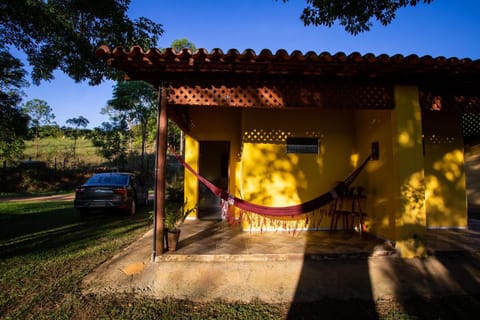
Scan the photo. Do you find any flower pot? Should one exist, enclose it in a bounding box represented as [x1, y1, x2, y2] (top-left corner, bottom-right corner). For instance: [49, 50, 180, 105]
[166, 229, 181, 252]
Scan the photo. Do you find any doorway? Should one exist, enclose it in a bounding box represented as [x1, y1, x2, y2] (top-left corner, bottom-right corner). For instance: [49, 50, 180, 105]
[198, 141, 230, 220]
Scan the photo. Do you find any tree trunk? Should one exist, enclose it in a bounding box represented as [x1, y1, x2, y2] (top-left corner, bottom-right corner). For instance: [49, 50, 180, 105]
[141, 123, 147, 171]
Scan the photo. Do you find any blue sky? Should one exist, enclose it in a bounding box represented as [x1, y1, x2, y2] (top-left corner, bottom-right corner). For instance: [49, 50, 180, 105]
[23, 0, 480, 128]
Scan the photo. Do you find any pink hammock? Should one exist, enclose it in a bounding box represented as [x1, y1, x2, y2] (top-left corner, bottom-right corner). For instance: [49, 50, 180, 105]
[168, 146, 370, 217]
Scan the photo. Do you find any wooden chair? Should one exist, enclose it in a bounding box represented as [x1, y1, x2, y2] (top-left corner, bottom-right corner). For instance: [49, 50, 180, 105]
[329, 195, 352, 231]
[350, 195, 367, 234]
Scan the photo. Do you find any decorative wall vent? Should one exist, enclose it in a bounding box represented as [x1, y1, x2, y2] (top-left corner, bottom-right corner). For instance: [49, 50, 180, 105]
[243, 129, 290, 144]
[424, 134, 456, 144]
[462, 112, 480, 138]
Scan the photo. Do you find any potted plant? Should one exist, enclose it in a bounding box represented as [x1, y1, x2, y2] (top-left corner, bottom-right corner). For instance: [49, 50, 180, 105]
[164, 202, 196, 252]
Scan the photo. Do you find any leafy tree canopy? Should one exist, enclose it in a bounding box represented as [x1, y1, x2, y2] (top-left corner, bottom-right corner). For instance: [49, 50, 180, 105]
[104, 80, 157, 137]
[91, 120, 130, 165]
[67, 116, 90, 161]
[0, 0, 164, 85]
[170, 38, 197, 53]
[67, 116, 90, 129]
[106, 80, 157, 167]
[107, 81, 157, 119]
[22, 98, 56, 157]
[283, 0, 434, 35]
[23, 99, 56, 129]
[0, 49, 29, 161]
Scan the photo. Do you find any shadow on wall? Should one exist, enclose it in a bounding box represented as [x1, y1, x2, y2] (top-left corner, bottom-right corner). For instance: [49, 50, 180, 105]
[465, 139, 480, 218]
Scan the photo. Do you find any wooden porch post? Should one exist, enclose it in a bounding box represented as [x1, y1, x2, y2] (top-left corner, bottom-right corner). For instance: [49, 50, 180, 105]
[153, 86, 168, 258]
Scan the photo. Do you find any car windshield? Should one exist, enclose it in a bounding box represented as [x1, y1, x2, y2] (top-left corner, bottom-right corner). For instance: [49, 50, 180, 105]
[85, 174, 129, 186]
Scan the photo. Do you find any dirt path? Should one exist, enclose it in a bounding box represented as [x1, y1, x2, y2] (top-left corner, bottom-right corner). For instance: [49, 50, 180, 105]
[1, 193, 75, 202]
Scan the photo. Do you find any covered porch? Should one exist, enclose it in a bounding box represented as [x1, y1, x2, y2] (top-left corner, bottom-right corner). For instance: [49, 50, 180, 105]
[96, 46, 480, 258]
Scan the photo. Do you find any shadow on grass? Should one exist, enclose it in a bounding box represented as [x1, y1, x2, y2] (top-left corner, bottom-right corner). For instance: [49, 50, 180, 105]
[0, 202, 79, 240]
[0, 203, 152, 260]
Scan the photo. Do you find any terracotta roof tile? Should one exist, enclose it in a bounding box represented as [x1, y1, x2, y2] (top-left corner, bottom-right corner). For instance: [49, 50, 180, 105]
[96, 45, 480, 84]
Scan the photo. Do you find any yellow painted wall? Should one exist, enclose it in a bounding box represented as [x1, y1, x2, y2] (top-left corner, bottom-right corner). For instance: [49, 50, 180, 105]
[354, 110, 397, 239]
[422, 111, 467, 228]
[355, 86, 427, 258]
[184, 107, 242, 218]
[183, 106, 360, 229]
[465, 143, 480, 215]
[239, 108, 356, 230]
[391, 86, 427, 257]
[184, 135, 199, 218]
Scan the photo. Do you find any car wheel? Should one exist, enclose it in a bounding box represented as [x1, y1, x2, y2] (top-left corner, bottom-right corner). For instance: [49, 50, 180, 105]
[127, 199, 136, 216]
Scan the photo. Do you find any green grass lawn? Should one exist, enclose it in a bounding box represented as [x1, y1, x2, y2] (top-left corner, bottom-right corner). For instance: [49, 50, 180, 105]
[0, 197, 285, 319]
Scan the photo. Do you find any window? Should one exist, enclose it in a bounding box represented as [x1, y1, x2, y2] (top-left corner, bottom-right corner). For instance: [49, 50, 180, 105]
[286, 137, 319, 154]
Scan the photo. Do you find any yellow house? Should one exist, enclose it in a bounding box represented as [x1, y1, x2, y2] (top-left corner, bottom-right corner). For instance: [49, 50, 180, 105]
[97, 46, 480, 258]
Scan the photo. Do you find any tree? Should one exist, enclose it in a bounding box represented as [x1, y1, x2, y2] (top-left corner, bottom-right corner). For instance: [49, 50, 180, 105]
[91, 120, 130, 167]
[0, 0, 163, 85]
[106, 80, 157, 170]
[22, 99, 56, 157]
[1, 1, 162, 164]
[66, 116, 90, 162]
[282, 0, 434, 35]
[171, 38, 197, 53]
[0, 48, 29, 162]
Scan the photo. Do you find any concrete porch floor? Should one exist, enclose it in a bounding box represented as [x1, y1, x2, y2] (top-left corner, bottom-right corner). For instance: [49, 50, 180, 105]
[159, 218, 480, 258]
[160, 220, 395, 259]
[82, 219, 480, 303]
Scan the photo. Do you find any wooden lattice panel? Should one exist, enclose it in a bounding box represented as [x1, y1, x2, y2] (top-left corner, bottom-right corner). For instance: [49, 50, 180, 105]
[353, 85, 394, 109]
[168, 77, 394, 109]
[419, 90, 480, 112]
[169, 85, 284, 108]
[463, 113, 480, 138]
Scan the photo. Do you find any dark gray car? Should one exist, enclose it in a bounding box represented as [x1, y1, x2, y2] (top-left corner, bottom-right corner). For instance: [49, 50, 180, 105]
[74, 172, 148, 215]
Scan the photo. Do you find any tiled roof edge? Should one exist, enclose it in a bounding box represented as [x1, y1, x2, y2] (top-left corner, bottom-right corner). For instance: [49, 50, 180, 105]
[96, 45, 478, 65]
